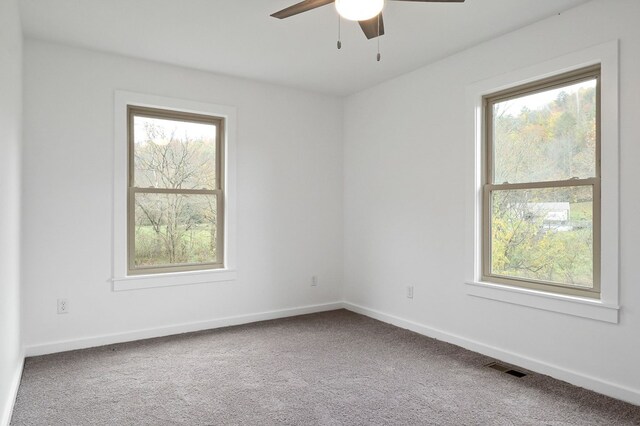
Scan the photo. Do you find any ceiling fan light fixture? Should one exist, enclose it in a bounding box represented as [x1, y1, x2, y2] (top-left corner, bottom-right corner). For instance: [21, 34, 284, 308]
[335, 0, 384, 22]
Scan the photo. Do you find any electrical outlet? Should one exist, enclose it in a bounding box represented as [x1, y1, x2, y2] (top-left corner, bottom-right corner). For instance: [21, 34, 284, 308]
[311, 276, 318, 287]
[57, 298, 69, 314]
[406, 286, 414, 299]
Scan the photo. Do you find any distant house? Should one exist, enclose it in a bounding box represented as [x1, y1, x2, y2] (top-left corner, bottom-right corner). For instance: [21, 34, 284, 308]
[527, 202, 570, 221]
[526, 202, 571, 230]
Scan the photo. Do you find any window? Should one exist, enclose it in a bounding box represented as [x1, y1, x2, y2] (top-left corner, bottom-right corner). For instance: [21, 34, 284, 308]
[482, 66, 600, 298]
[466, 42, 618, 322]
[127, 106, 225, 275]
[113, 92, 237, 291]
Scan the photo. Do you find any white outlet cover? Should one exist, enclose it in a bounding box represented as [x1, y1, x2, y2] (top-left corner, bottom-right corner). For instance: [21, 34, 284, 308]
[57, 298, 69, 314]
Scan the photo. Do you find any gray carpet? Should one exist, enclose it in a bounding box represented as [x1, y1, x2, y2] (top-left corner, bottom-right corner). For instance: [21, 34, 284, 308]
[11, 310, 640, 425]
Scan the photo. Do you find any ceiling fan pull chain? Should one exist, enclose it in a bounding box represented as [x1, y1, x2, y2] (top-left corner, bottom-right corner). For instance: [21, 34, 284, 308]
[376, 14, 381, 61]
[337, 16, 342, 49]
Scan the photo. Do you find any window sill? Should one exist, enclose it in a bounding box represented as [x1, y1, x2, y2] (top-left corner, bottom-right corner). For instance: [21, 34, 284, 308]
[112, 268, 237, 292]
[465, 281, 619, 323]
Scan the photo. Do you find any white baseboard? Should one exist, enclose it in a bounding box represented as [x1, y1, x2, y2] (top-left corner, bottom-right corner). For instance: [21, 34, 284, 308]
[1, 354, 24, 426]
[24, 302, 343, 357]
[343, 302, 640, 406]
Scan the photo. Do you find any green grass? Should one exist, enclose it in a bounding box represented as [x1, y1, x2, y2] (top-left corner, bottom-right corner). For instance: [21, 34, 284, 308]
[134, 224, 216, 266]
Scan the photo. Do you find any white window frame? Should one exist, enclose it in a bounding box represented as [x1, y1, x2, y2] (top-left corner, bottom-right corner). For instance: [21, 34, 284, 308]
[465, 41, 619, 323]
[113, 91, 237, 291]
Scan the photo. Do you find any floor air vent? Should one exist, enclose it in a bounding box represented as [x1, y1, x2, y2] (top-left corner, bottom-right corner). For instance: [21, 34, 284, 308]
[486, 362, 527, 378]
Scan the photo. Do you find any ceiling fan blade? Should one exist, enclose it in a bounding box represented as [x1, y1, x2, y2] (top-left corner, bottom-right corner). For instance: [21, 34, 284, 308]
[359, 13, 385, 40]
[390, 0, 465, 2]
[271, 0, 335, 19]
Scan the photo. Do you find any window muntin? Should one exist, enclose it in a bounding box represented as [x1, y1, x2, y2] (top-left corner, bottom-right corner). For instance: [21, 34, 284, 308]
[127, 106, 225, 275]
[483, 66, 600, 298]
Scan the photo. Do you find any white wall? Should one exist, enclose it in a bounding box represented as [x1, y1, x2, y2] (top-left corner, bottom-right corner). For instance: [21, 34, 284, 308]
[0, 0, 23, 423]
[344, 0, 640, 402]
[21, 41, 344, 351]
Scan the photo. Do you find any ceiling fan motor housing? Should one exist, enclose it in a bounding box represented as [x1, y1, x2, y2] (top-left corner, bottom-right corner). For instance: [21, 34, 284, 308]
[335, 0, 384, 21]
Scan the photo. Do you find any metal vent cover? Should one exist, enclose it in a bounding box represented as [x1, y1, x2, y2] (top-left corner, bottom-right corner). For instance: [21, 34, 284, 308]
[485, 362, 527, 378]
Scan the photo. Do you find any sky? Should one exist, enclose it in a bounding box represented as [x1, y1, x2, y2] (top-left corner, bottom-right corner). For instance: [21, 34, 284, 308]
[496, 79, 596, 117]
[134, 116, 216, 145]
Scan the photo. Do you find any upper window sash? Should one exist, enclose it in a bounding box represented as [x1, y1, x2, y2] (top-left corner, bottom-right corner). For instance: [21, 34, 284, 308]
[484, 65, 601, 186]
[128, 106, 225, 192]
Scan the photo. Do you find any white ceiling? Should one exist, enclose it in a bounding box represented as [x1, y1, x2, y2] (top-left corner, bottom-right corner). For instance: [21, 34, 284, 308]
[19, 0, 592, 96]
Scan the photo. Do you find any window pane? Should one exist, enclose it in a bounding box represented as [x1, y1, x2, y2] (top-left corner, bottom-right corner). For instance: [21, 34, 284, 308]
[493, 78, 597, 184]
[133, 115, 217, 190]
[490, 186, 593, 288]
[133, 193, 219, 268]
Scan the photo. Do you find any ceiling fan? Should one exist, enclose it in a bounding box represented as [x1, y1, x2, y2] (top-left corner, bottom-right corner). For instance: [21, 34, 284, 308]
[271, 0, 465, 41]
